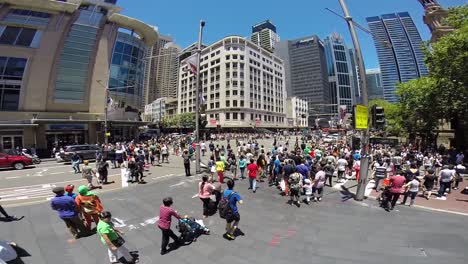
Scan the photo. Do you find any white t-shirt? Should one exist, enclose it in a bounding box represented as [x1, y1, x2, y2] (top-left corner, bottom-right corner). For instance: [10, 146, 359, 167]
[337, 159, 348, 171]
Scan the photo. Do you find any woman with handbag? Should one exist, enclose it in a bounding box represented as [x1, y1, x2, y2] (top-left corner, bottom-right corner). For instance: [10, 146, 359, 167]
[97, 211, 137, 264]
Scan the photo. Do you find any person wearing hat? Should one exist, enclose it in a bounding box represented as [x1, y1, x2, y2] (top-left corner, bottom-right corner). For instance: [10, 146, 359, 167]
[50, 186, 88, 239]
[64, 184, 77, 199]
[75, 185, 104, 230]
[97, 211, 137, 264]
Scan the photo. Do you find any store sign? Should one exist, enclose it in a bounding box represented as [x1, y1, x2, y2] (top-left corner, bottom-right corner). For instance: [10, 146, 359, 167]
[47, 124, 87, 130]
[294, 37, 314, 48]
[209, 119, 217, 125]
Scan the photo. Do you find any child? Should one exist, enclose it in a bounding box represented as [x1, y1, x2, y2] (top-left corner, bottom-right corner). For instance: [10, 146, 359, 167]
[303, 179, 313, 204]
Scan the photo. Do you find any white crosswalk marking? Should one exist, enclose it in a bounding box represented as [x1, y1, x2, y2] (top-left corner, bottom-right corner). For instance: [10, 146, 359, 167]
[0, 184, 56, 201]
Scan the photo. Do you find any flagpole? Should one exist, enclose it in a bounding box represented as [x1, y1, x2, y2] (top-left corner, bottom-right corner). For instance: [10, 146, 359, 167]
[195, 20, 205, 175]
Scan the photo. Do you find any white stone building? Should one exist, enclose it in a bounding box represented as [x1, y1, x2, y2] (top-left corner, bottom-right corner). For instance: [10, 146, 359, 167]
[177, 36, 287, 129]
[286, 97, 308, 128]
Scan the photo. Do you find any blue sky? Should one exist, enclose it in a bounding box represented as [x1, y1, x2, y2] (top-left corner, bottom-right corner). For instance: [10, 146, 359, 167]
[118, 0, 466, 69]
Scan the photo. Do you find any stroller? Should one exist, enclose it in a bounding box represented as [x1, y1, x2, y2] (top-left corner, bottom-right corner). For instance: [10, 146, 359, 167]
[176, 217, 210, 243]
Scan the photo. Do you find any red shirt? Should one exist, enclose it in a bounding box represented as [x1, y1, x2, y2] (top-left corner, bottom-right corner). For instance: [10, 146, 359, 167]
[247, 163, 258, 178]
[158, 205, 181, 230]
[389, 175, 406, 194]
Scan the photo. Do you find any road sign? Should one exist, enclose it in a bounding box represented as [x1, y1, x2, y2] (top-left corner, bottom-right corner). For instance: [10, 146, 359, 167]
[105, 132, 111, 137]
[354, 105, 368, 130]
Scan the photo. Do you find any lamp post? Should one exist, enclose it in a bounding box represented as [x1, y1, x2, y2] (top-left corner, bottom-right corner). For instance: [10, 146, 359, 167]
[337, 0, 370, 201]
[195, 20, 206, 174]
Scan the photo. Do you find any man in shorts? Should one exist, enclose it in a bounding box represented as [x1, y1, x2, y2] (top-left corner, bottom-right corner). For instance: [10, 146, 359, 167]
[223, 179, 243, 240]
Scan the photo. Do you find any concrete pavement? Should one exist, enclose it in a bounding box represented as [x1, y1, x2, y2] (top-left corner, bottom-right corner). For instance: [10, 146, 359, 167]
[1, 170, 467, 264]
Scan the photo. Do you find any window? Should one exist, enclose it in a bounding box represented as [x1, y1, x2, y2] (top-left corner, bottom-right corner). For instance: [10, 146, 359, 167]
[226, 113, 230, 120]
[233, 100, 238, 107]
[215, 102, 220, 108]
[233, 113, 238, 120]
[226, 100, 230, 107]
[0, 26, 39, 47]
[0, 57, 27, 111]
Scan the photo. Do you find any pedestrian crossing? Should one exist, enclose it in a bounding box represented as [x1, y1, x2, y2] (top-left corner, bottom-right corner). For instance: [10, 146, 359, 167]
[0, 183, 56, 202]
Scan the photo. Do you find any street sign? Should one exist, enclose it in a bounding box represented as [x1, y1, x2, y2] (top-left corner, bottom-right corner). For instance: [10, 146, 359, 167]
[105, 132, 111, 137]
[354, 105, 368, 130]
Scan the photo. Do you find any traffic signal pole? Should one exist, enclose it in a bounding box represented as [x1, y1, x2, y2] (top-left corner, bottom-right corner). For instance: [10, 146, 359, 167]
[195, 20, 205, 174]
[337, 0, 370, 201]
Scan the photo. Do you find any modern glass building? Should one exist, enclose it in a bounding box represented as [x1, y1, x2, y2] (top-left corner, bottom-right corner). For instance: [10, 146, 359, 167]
[366, 68, 384, 100]
[323, 33, 356, 114]
[109, 31, 148, 111]
[366, 12, 428, 102]
[0, 0, 156, 155]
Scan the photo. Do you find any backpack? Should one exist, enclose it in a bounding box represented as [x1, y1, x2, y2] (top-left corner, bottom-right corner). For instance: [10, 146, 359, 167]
[218, 191, 235, 219]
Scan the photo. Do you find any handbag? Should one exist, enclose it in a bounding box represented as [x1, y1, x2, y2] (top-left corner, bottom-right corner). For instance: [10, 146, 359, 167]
[111, 235, 125, 247]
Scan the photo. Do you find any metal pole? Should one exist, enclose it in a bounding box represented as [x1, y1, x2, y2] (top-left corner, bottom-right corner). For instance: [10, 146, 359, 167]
[104, 86, 109, 144]
[195, 20, 205, 174]
[337, 0, 369, 201]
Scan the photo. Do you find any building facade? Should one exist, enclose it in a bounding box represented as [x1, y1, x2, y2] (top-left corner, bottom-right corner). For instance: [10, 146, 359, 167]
[250, 20, 280, 53]
[0, 0, 156, 155]
[286, 97, 308, 128]
[366, 12, 429, 102]
[144, 97, 177, 123]
[366, 68, 384, 100]
[323, 33, 357, 114]
[275, 36, 330, 125]
[178, 36, 287, 129]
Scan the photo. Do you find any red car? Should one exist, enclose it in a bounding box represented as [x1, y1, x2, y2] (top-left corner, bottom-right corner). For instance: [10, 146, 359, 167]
[0, 152, 33, 170]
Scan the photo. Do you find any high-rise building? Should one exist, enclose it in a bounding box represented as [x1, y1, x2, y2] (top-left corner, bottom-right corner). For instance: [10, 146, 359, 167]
[147, 35, 180, 103]
[275, 36, 330, 124]
[418, 0, 453, 42]
[0, 0, 157, 153]
[366, 69, 384, 100]
[251, 20, 280, 53]
[323, 33, 357, 114]
[178, 36, 287, 128]
[286, 97, 308, 128]
[366, 12, 429, 102]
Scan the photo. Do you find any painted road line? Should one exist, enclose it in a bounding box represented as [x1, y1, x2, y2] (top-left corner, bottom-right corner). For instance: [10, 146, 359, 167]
[5, 176, 20, 179]
[50, 172, 65, 175]
[169, 182, 185, 188]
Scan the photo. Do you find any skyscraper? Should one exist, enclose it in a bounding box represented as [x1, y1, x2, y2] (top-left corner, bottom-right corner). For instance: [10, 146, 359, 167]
[323, 33, 357, 114]
[366, 69, 384, 100]
[275, 36, 330, 124]
[366, 12, 429, 102]
[251, 20, 280, 53]
[147, 35, 175, 103]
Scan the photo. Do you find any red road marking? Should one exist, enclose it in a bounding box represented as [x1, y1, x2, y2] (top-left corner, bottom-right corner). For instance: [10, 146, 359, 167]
[269, 234, 281, 246]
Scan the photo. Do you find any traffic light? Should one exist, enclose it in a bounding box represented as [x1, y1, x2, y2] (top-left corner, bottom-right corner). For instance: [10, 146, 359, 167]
[372, 105, 385, 129]
[199, 113, 208, 129]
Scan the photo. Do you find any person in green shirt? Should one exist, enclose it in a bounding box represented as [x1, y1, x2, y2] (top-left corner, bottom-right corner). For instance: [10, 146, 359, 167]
[304, 146, 311, 156]
[97, 211, 137, 264]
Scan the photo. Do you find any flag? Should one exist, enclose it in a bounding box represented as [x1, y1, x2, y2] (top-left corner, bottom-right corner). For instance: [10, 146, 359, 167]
[183, 54, 198, 75]
[199, 91, 205, 104]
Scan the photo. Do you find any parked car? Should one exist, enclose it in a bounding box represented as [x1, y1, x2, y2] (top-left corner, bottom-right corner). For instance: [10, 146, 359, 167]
[59, 144, 101, 162]
[0, 152, 33, 170]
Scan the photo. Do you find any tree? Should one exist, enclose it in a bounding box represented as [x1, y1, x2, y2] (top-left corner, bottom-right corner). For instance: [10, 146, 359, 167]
[179, 113, 196, 128]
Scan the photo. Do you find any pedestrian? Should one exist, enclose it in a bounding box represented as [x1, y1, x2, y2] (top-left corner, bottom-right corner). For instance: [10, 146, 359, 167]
[288, 172, 302, 207]
[97, 211, 138, 264]
[215, 157, 225, 183]
[211, 181, 222, 206]
[51, 186, 88, 239]
[302, 178, 313, 204]
[158, 197, 184, 255]
[354, 158, 361, 182]
[161, 144, 169, 163]
[387, 172, 406, 211]
[323, 161, 335, 187]
[208, 155, 216, 182]
[64, 184, 78, 199]
[453, 163, 466, 190]
[199, 175, 213, 218]
[422, 168, 437, 199]
[82, 160, 102, 189]
[75, 185, 104, 230]
[71, 153, 81, 174]
[238, 155, 247, 179]
[336, 156, 347, 183]
[223, 179, 243, 240]
[228, 153, 238, 180]
[201, 141, 206, 157]
[312, 166, 326, 202]
[437, 165, 454, 199]
[401, 175, 420, 206]
[182, 149, 191, 176]
[247, 158, 258, 193]
[374, 160, 387, 192]
[97, 159, 109, 184]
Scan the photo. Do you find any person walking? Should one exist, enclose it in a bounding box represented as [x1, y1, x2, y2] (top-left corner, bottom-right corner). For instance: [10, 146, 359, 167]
[182, 150, 191, 176]
[97, 159, 109, 185]
[71, 153, 81, 174]
[238, 155, 247, 180]
[228, 153, 238, 180]
[82, 160, 102, 189]
[312, 166, 326, 202]
[247, 158, 258, 193]
[374, 160, 387, 192]
[288, 172, 302, 207]
[223, 179, 243, 240]
[387, 172, 406, 211]
[158, 197, 184, 255]
[75, 185, 104, 230]
[51, 187, 88, 239]
[215, 157, 225, 183]
[401, 175, 420, 206]
[422, 169, 437, 199]
[437, 165, 455, 199]
[323, 161, 335, 187]
[0, 201, 17, 221]
[199, 175, 213, 218]
[97, 211, 138, 264]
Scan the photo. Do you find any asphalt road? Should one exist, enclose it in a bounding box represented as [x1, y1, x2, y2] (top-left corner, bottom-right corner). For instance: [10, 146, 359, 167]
[1, 168, 467, 264]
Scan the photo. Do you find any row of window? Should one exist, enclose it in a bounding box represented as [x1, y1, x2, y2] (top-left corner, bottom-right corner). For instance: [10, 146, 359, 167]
[0, 57, 27, 111]
[0, 26, 41, 48]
